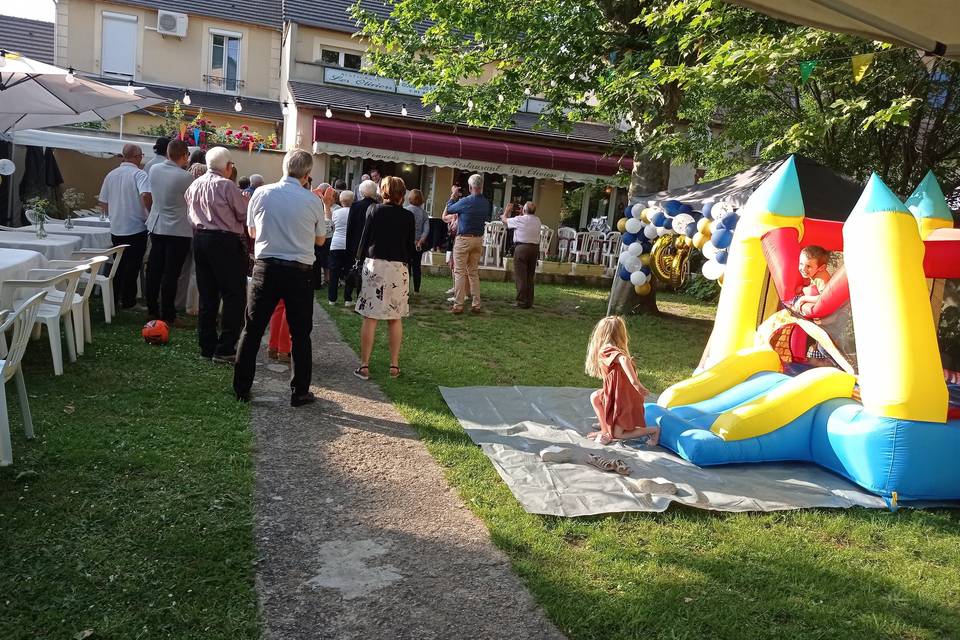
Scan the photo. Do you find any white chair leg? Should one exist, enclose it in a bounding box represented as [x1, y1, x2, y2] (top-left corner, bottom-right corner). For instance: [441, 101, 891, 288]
[46, 318, 64, 376]
[71, 304, 85, 356]
[101, 281, 114, 323]
[15, 370, 33, 440]
[0, 384, 10, 466]
[83, 302, 92, 344]
[63, 313, 77, 363]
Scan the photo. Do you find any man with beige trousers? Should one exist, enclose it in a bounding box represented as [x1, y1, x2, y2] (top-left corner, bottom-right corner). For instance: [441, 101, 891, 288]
[442, 173, 492, 314]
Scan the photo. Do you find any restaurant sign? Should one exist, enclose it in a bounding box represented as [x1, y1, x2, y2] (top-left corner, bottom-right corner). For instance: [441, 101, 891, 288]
[323, 68, 431, 97]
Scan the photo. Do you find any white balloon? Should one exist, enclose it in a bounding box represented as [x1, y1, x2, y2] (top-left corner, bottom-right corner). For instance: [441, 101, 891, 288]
[702, 259, 724, 280]
[643, 225, 659, 240]
[702, 241, 718, 261]
[627, 242, 644, 256]
[630, 270, 648, 286]
[656, 226, 672, 237]
[630, 203, 645, 218]
[619, 251, 631, 265]
[625, 256, 642, 272]
[625, 217, 643, 234]
[0, 159, 15, 176]
[671, 213, 695, 234]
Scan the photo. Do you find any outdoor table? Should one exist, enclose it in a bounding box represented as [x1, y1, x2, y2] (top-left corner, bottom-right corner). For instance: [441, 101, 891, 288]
[0, 248, 48, 283]
[0, 232, 83, 261]
[72, 215, 111, 229]
[18, 224, 113, 249]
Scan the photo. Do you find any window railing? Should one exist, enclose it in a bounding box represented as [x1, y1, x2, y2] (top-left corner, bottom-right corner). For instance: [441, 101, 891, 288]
[202, 74, 245, 94]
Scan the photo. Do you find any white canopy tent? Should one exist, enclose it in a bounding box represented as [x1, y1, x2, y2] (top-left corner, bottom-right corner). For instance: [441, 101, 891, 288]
[12, 129, 154, 157]
[729, 1, 960, 60]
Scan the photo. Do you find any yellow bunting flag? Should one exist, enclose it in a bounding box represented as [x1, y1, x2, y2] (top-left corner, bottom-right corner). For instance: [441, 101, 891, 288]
[178, 122, 187, 140]
[851, 53, 874, 84]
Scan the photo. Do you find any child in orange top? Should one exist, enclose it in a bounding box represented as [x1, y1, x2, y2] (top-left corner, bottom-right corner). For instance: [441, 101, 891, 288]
[584, 316, 659, 446]
[793, 245, 832, 315]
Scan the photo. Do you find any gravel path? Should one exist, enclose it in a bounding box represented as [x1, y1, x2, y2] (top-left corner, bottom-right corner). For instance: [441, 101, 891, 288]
[249, 304, 565, 640]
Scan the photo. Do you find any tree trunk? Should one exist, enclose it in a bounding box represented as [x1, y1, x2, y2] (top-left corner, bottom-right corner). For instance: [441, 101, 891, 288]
[609, 153, 670, 316]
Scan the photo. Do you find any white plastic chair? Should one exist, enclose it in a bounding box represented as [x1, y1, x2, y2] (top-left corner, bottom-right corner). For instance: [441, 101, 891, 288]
[70, 245, 128, 323]
[0, 292, 47, 465]
[556, 227, 577, 262]
[482, 221, 506, 267]
[39, 255, 109, 355]
[0, 265, 87, 376]
[569, 231, 590, 263]
[603, 232, 623, 269]
[539, 225, 555, 261]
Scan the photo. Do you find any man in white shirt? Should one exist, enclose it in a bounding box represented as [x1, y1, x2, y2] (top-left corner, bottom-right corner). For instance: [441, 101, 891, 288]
[233, 149, 326, 407]
[145, 139, 194, 324]
[502, 201, 542, 309]
[98, 143, 152, 309]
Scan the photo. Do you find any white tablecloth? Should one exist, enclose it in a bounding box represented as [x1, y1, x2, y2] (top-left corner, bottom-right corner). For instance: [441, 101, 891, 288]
[0, 232, 83, 260]
[19, 224, 113, 249]
[73, 215, 111, 229]
[0, 248, 48, 283]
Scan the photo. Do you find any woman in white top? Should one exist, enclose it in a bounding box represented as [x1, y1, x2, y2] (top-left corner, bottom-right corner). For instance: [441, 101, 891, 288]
[502, 201, 542, 308]
[327, 190, 355, 305]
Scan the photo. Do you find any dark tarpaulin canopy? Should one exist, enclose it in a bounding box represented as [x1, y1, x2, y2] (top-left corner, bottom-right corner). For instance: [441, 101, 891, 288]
[642, 155, 864, 222]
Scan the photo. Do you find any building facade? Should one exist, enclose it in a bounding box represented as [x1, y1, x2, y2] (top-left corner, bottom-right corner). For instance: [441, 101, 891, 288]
[5, 1, 681, 228]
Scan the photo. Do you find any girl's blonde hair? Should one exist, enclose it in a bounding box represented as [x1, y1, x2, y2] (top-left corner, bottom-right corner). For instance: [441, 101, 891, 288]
[585, 316, 630, 378]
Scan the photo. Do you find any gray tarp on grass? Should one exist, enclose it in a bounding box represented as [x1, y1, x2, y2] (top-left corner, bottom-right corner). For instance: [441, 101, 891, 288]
[440, 385, 886, 517]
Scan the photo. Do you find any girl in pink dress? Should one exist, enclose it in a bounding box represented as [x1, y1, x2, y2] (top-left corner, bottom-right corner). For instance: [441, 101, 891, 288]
[584, 316, 659, 446]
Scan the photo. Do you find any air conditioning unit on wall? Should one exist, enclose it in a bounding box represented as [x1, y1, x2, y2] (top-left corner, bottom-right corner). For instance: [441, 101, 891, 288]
[157, 10, 188, 38]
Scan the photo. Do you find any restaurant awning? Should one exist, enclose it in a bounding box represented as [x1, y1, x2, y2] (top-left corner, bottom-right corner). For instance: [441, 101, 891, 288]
[313, 118, 632, 184]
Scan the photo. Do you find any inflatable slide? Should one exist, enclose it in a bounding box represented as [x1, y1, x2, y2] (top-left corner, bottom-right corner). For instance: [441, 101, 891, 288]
[646, 158, 960, 503]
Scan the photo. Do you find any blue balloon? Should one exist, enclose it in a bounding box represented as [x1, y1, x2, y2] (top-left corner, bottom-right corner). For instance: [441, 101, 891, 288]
[701, 201, 714, 220]
[622, 232, 638, 245]
[715, 249, 729, 265]
[678, 203, 694, 214]
[618, 265, 631, 281]
[624, 204, 634, 219]
[664, 200, 682, 216]
[651, 212, 666, 227]
[712, 228, 733, 249]
[661, 215, 673, 229]
[715, 218, 727, 231]
[641, 241, 653, 254]
[685, 222, 697, 238]
[640, 265, 651, 276]
[723, 212, 740, 230]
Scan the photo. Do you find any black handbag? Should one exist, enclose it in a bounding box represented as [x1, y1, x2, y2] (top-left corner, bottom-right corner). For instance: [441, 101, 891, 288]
[345, 206, 374, 291]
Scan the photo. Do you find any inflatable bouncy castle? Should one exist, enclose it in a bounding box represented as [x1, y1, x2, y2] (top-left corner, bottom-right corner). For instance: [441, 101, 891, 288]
[646, 156, 960, 504]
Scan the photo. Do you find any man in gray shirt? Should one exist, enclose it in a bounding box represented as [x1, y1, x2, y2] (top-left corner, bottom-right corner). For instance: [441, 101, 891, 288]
[145, 139, 194, 324]
[233, 149, 326, 406]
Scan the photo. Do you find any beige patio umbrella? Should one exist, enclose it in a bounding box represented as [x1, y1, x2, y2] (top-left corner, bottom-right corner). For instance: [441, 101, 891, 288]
[728, 1, 960, 60]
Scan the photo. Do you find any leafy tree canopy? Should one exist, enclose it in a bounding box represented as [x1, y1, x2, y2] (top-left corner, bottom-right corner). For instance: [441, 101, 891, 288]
[354, 0, 960, 195]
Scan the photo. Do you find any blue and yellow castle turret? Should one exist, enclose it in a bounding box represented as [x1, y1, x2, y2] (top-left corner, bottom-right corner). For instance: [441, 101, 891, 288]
[706, 156, 804, 363]
[905, 170, 954, 239]
[843, 174, 947, 423]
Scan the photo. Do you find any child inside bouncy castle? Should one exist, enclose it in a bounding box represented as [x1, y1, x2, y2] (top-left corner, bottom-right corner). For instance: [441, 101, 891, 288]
[790, 245, 834, 364]
[792, 245, 833, 316]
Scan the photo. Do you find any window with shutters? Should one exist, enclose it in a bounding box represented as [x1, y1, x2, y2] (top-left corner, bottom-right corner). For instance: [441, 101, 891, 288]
[101, 12, 137, 79]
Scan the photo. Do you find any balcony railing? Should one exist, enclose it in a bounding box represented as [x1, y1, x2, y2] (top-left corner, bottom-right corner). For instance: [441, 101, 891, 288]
[202, 74, 245, 94]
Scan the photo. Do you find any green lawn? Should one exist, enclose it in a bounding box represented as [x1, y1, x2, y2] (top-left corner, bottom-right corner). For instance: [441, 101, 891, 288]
[327, 274, 960, 640]
[0, 311, 257, 640]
